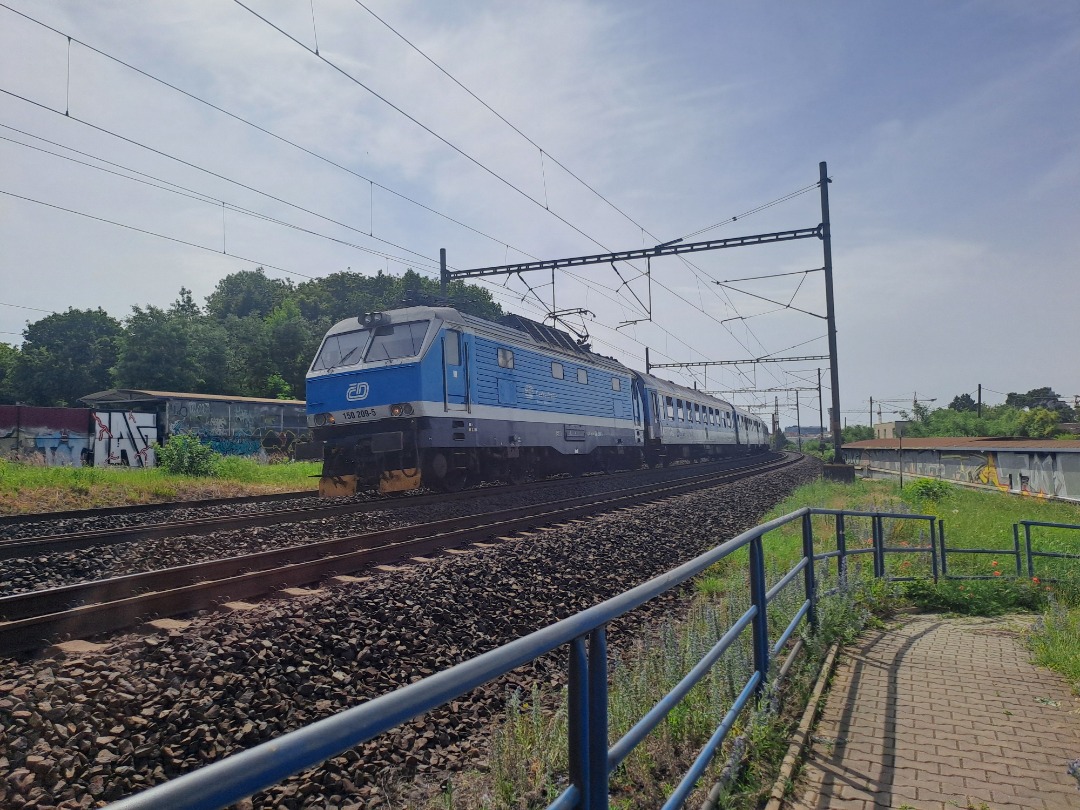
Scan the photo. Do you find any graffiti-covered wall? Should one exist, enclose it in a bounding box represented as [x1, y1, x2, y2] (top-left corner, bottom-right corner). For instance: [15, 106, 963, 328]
[0, 406, 92, 466]
[92, 411, 157, 467]
[844, 445, 1080, 502]
[166, 399, 309, 458]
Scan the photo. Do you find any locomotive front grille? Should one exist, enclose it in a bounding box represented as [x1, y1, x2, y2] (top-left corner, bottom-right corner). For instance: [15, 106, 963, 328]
[370, 431, 404, 453]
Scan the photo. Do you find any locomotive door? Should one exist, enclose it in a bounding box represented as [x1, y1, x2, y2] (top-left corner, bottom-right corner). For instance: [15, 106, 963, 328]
[443, 330, 468, 412]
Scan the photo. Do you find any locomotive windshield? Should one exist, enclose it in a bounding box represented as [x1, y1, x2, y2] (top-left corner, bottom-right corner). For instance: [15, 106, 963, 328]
[311, 328, 371, 372]
[365, 320, 430, 361]
[310, 319, 431, 371]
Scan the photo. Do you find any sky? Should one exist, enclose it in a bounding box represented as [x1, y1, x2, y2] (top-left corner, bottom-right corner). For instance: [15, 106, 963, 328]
[1, 0, 1078, 428]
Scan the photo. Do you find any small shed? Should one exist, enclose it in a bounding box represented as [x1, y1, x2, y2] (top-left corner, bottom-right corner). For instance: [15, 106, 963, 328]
[80, 389, 310, 461]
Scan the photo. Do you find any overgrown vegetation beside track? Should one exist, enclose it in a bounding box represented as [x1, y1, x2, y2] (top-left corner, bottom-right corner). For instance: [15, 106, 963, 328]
[0, 456, 320, 514]
[437, 478, 1080, 809]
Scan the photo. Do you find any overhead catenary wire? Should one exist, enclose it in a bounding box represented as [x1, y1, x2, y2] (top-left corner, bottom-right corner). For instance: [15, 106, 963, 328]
[230, 0, 820, 377]
[0, 127, 444, 271]
[0, 4, 525, 254]
[2, 3, 823, 397]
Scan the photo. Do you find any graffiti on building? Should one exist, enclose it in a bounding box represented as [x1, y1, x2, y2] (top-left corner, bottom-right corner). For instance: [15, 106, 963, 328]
[848, 445, 1077, 503]
[166, 398, 310, 458]
[92, 411, 157, 467]
[0, 406, 92, 466]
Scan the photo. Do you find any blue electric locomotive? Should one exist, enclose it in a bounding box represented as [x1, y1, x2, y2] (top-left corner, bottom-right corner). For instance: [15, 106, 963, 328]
[306, 306, 769, 495]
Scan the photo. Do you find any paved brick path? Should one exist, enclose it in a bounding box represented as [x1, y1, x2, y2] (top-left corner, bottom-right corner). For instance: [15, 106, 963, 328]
[789, 614, 1080, 810]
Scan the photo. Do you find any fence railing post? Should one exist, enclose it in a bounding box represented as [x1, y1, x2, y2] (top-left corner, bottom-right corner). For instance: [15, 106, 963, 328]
[1024, 523, 1035, 579]
[835, 512, 847, 584]
[1013, 523, 1022, 578]
[586, 628, 609, 810]
[802, 513, 818, 629]
[939, 519, 948, 578]
[872, 515, 884, 579]
[567, 635, 589, 807]
[748, 535, 770, 698]
[929, 518, 939, 584]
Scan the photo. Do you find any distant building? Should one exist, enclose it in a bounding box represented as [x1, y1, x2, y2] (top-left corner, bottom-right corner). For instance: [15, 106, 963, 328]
[874, 420, 910, 440]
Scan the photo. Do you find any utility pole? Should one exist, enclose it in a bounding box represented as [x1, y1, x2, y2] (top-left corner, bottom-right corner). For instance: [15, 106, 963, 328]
[978, 384, 982, 418]
[870, 396, 874, 434]
[439, 248, 448, 299]
[817, 368, 824, 444]
[795, 391, 802, 451]
[645, 346, 651, 375]
[819, 161, 845, 466]
[898, 426, 904, 489]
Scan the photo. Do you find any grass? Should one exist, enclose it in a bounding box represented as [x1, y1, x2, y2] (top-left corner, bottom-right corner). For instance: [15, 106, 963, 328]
[434, 477, 1080, 808]
[0, 457, 320, 514]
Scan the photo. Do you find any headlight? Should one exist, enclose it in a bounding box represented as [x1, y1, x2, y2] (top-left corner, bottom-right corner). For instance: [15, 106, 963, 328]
[389, 403, 414, 417]
[314, 413, 327, 427]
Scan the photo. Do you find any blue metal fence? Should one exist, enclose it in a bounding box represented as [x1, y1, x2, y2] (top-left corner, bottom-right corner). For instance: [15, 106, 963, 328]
[106, 506, 1021, 810]
[1019, 520, 1080, 579]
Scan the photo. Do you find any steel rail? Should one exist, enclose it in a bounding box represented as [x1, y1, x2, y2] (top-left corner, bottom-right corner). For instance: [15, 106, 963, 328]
[0, 489, 315, 528]
[0, 454, 774, 560]
[0, 454, 799, 654]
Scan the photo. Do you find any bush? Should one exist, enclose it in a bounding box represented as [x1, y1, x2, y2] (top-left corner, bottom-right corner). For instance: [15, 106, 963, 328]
[902, 477, 952, 504]
[156, 434, 220, 477]
[903, 577, 1046, 616]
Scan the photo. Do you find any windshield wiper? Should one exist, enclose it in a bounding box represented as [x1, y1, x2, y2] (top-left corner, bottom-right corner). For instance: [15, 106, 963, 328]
[326, 345, 360, 372]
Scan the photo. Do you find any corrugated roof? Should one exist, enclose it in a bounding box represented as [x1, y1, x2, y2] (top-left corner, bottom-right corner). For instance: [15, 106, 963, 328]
[844, 437, 1080, 452]
[80, 389, 305, 406]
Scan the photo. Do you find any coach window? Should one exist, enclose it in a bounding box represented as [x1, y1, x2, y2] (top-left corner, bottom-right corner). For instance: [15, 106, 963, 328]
[498, 348, 514, 369]
[551, 362, 563, 379]
[695, 403, 701, 422]
[665, 396, 674, 419]
[611, 377, 621, 391]
[676, 399, 683, 420]
[577, 368, 588, 384]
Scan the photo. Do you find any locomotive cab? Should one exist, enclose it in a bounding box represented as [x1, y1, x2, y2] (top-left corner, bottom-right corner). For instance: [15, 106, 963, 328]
[307, 307, 456, 495]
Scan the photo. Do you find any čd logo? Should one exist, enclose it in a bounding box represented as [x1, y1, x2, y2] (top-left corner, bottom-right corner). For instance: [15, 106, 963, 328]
[346, 382, 370, 401]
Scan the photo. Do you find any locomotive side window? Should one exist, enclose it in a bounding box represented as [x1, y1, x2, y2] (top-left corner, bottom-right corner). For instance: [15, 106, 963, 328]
[551, 362, 563, 379]
[665, 397, 674, 419]
[498, 348, 515, 369]
[611, 377, 621, 391]
[443, 330, 460, 365]
[577, 368, 588, 384]
[310, 327, 371, 371]
[366, 320, 430, 362]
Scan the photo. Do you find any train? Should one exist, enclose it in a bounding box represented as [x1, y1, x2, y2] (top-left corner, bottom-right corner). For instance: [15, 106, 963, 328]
[305, 305, 770, 495]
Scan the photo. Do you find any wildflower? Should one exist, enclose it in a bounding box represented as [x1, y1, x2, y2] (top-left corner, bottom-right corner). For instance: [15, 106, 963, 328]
[991, 560, 999, 567]
[1032, 577, 1040, 584]
[993, 571, 1002, 577]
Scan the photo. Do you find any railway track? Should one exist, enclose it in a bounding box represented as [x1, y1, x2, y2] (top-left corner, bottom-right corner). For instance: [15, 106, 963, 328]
[0, 453, 797, 654]
[0, 453, 773, 560]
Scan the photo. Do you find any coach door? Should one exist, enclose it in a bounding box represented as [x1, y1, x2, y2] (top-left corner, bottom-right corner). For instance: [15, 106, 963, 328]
[443, 329, 468, 412]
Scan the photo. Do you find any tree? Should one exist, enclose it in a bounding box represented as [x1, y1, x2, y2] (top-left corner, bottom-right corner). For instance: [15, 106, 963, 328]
[113, 305, 199, 391]
[219, 315, 273, 397]
[842, 425, 874, 442]
[265, 300, 318, 399]
[0, 342, 18, 404]
[949, 393, 977, 412]
[1005, 387, 1075, 422]
[10, 308, 123, 405]
[205, 268, 292, 320]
